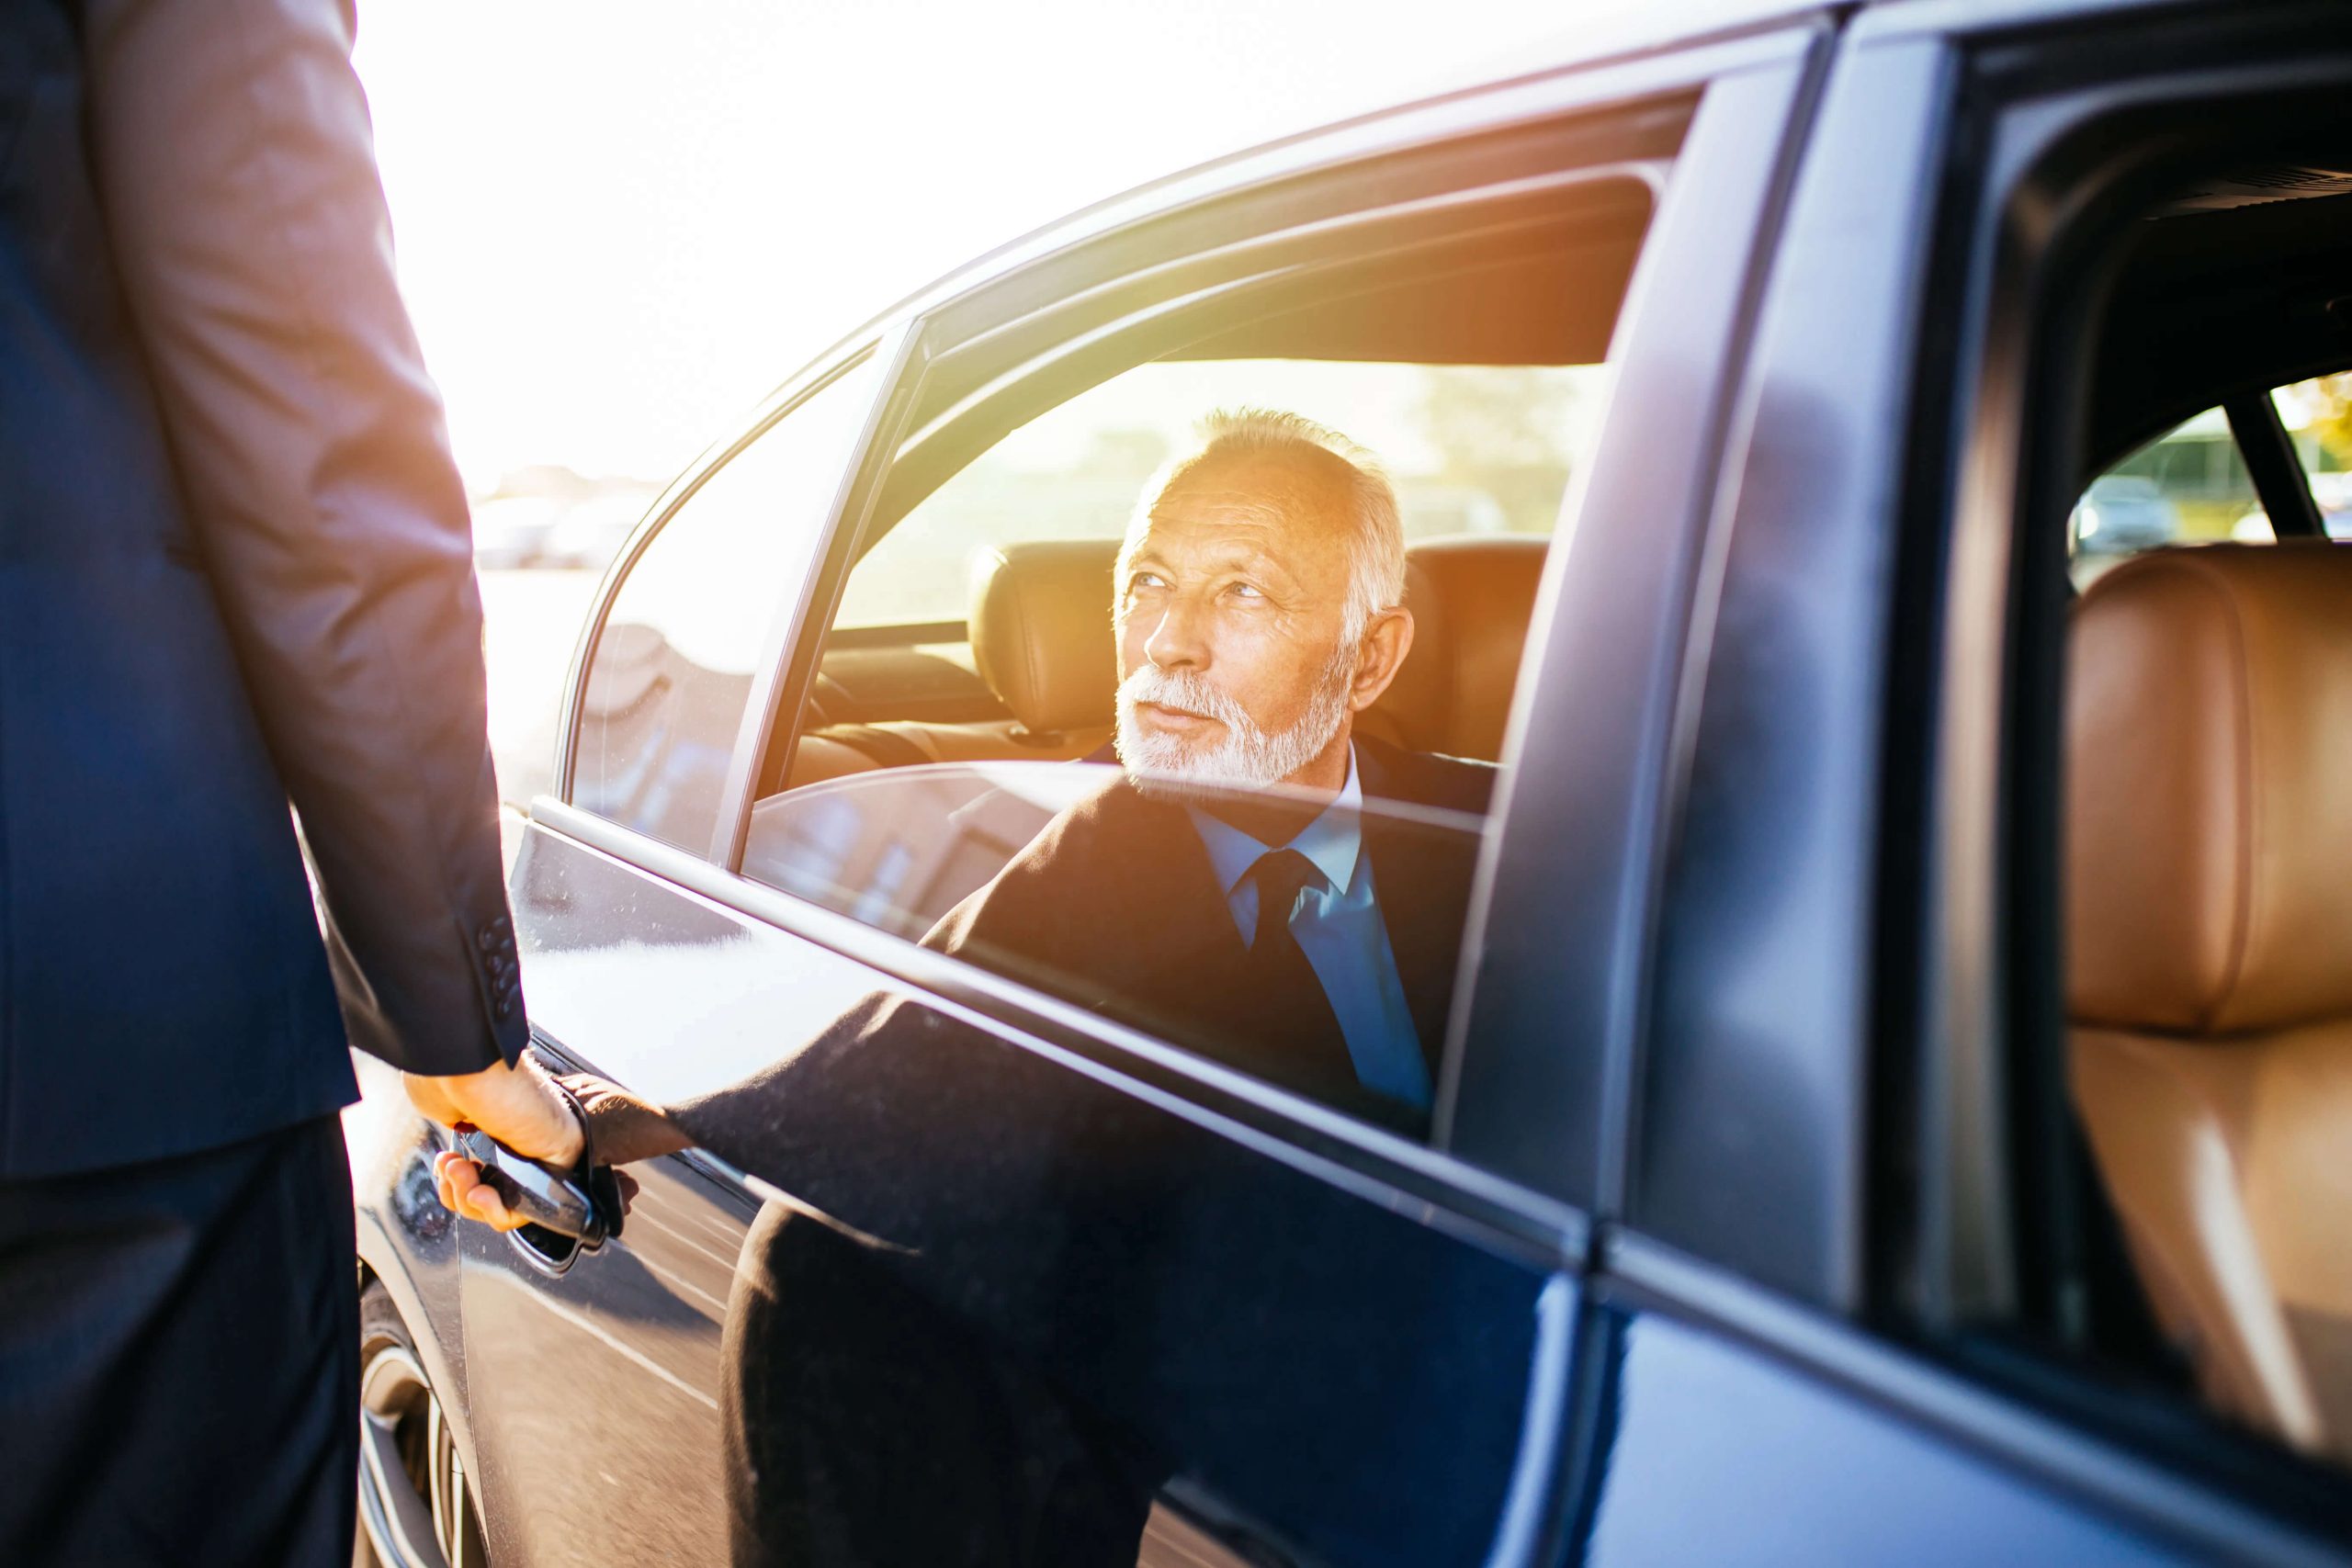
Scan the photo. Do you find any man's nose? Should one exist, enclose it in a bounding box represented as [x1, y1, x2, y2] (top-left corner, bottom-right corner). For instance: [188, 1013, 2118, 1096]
[1141, 595, 1210, 671]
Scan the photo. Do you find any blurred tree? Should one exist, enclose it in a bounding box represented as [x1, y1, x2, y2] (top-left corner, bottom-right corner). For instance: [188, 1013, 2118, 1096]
[2305, 372, 2352, 468]
[1414, 368, 1578, 534]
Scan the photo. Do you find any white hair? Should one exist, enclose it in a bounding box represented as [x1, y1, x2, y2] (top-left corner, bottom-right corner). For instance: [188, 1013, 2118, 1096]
[1119, 407, 1406, 647]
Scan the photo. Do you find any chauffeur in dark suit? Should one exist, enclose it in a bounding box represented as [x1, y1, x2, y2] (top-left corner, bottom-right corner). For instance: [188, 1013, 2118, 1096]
[0, 2, 585, 1561]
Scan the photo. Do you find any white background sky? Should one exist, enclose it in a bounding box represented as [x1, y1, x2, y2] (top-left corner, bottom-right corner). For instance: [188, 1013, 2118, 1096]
[350, 0, 1619, 491]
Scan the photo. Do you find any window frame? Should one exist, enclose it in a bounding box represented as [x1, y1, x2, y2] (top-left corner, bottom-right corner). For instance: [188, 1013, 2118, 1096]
[739, 98, 1708, 1184]
[536, 28, 1823, 1258]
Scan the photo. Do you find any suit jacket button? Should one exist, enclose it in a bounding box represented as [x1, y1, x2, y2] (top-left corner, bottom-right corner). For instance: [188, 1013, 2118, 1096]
[494, 997, 514, 1021]
[477, 927, 499, 953]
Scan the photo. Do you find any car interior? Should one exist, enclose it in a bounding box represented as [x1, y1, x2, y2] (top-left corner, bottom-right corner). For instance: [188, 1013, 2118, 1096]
[2014, 152, 2352, 1472]
[747, 186, 1654, 808]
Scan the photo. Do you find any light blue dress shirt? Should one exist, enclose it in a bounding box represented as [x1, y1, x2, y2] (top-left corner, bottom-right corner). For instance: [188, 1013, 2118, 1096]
[1187, 747, 1433, 1111]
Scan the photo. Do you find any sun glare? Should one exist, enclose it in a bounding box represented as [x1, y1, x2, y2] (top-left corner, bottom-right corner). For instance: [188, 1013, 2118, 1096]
[353, 0, 1593, 492]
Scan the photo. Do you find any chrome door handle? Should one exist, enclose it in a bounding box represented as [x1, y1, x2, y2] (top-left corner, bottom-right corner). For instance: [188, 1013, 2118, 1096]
[454, 1127, 609, 1250]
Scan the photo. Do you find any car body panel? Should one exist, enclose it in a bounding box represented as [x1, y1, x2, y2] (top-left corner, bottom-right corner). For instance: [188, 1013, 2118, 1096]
[1580, 1306, 2172, 1563]
[465, 814, 1585, 1564]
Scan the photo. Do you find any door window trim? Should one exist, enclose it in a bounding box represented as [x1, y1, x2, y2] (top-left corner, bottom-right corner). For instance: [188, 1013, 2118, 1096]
[553, 333, 908, 839]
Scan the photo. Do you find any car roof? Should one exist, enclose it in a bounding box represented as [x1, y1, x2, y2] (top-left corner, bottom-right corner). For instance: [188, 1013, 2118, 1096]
[769, 0, 2183, 400]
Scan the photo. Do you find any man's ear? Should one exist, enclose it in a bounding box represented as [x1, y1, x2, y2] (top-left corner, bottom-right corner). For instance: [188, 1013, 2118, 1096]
[1347, 606, 1414, 713]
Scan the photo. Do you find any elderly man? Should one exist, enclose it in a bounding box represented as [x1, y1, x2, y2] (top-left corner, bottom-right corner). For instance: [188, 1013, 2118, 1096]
[926, 408, 1490, 1122]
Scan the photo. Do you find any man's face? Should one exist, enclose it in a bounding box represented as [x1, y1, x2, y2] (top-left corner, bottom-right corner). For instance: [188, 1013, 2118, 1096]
[1113, 460, 1359, 791]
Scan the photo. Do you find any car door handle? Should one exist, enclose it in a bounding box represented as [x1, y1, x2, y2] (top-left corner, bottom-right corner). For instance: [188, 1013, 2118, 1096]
[455, 1126, 610, 1250]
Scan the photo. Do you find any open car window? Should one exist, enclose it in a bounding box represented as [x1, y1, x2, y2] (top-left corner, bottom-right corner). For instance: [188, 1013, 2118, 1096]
[835, 359, 1607, 632]
[741, 350, 1603, 1139]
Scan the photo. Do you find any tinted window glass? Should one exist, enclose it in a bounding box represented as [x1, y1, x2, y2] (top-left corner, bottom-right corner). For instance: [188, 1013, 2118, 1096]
[572, 355, 881, 852]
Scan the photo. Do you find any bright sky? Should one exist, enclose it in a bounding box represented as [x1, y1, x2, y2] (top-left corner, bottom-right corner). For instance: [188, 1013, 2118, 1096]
[351, 0, 1600, 492]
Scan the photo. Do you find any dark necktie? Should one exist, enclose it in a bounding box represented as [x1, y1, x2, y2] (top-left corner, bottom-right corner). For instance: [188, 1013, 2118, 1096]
[1242, 848, 1351, 1085]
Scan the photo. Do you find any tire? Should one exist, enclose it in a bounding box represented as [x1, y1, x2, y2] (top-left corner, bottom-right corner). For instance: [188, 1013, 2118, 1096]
[355, 1280, 492, 1568]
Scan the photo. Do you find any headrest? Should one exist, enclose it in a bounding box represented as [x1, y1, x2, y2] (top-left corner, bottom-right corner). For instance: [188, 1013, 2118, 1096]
[2067, 544, 2352, 1035]
[1366, 536, 1547, 761]
[968, 540, 1118, 735]
[965, 532, 1550, 760]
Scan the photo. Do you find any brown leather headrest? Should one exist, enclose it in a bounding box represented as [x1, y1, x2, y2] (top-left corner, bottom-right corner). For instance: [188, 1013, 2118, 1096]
[2067, 544, 2352, 1035]
[1366, 536, 1547, 761]
[967, 532, 1549, 759]
[968, 540, 1118, 735]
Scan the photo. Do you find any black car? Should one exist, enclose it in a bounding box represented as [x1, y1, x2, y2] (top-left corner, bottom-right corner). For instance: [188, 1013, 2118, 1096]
[350, 1, 2352, 1562]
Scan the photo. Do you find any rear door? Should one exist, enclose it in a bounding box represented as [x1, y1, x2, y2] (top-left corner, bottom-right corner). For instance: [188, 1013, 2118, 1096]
[478, 28, 1818, 1566]
[1575, 4, 2352, 1561]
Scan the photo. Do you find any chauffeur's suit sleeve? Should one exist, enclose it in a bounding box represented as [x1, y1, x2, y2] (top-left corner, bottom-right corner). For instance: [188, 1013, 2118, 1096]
[74, 0, 526, 1073]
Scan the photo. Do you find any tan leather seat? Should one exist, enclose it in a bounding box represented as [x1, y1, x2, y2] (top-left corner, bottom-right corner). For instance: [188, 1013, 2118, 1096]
[951, 533, 1547, 763]
[2066, 542, 2352, 1460]
[1360, 535, 1548, 761]
[792, 530, 1549, 788]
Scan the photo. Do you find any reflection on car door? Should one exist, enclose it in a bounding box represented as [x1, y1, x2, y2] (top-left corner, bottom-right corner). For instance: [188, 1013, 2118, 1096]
[509, 801, 1578, 1565]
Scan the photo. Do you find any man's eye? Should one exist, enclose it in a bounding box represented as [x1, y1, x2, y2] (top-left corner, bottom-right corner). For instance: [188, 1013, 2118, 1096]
[1127, 572, 1167, 595]
[1227, 581, 1265, 601]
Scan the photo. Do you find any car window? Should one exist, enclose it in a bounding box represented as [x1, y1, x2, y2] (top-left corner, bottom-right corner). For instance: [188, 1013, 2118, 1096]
[836, 360, 1604, 630]
[571, 354, 882, 853]
[735, 318, 1619, 1142]
[2067, 375, 2352, 591]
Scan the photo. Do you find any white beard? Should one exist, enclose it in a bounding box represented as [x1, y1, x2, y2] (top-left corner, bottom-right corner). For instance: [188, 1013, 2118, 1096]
[1114, 645, 1355, 796]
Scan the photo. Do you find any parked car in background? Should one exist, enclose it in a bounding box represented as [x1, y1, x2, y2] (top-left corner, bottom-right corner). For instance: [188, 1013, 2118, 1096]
[535, 491, 651, 571]
[355, 1, 2352, 1562]
[469, 495, 567, 570]
[2069, 473, 2179, 553]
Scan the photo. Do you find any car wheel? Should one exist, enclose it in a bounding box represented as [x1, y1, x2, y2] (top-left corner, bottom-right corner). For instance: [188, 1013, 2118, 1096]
[355, 1280, 491, 1568]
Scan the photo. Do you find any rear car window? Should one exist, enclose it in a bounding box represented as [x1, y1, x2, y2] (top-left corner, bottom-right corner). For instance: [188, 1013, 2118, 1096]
[2068, 374, 2352, 590]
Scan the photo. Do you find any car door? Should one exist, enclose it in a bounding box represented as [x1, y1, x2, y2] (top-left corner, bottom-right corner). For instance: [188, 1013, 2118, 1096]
[1572, 4, 2352, 1562]
[469, 28, 1816, 1567]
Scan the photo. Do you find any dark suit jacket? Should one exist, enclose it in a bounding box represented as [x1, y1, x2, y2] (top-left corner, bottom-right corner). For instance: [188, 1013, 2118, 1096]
[925, 737, 1494, 1128]
[0, 0, 524, 1176]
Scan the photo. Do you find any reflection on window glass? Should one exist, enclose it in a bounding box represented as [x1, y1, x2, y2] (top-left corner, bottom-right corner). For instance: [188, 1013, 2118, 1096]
[2071, 375, 2352, 590]
[838, 360, 1606, 628]
[573, 354, 882, 852]
[745, 759, 1490, 1134]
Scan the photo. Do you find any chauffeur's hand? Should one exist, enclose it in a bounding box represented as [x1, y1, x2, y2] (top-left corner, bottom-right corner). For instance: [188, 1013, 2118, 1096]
[407, 1054, 584, 1230]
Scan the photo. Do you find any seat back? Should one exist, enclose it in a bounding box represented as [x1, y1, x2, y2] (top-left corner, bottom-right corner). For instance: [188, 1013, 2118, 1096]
[961, 534, 1548, 764]
[1359, 536, 1547, 761]
[2066, 542, 2352, 1458]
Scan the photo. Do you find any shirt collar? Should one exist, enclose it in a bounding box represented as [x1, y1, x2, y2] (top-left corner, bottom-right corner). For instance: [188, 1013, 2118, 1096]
[1190, 744, 1364, 898]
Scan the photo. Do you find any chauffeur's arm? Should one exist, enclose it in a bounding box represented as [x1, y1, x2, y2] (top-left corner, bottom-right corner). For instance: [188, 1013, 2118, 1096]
[78, 0, 528, 1077]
